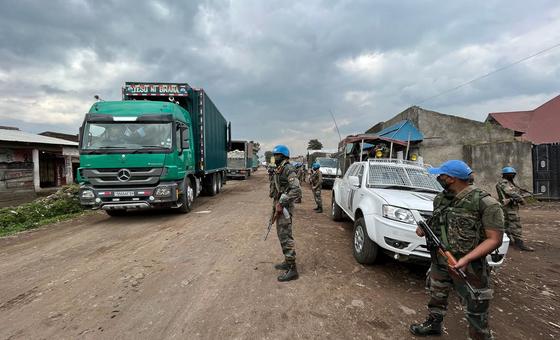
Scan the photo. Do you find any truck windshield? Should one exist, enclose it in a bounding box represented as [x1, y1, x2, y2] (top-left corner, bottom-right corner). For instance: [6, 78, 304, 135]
[318, 158, 337, 168]
[82, 122, 173, 150]
[367, 163, 442, 193]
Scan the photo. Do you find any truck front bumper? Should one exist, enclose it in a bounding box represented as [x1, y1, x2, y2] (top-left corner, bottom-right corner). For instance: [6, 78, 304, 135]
[79, 183, 179, 210]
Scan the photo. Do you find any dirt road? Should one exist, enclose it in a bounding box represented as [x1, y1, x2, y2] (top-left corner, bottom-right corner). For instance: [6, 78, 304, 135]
[0, 171, 558, 339]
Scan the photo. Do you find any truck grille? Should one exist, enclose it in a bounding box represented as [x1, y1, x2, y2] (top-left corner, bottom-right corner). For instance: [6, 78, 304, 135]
[81, 168, 163, 187]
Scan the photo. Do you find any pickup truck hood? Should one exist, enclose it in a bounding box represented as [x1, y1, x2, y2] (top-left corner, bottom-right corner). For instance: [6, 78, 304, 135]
[370, 188, 437, 211]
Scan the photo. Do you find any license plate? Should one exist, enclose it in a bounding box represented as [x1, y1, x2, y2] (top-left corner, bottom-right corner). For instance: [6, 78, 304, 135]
[114, 191, 135, 197]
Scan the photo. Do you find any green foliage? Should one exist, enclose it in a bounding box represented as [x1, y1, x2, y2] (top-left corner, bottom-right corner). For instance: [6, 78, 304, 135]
[307, 139, 323, 150]
[0, 184, 84, 237]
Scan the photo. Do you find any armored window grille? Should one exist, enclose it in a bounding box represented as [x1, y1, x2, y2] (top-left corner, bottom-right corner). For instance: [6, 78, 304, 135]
[367, 161, 441, 192]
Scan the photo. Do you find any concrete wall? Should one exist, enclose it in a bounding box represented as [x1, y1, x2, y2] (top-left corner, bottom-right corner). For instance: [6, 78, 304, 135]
[464, 141, 533, 195]
[367, 106, 533, 195]
[0, 162, 36, 207]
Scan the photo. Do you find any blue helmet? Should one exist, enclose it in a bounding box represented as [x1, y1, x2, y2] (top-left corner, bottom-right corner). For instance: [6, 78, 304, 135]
[272, 144, 289, 157]
[428, 160, 472, 180]
[502, 166, 516, 174]
[312, 162, 320, 170]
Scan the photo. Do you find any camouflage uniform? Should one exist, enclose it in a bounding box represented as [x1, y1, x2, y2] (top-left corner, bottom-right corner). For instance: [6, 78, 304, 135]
[428, 186, 504, 340]
[310, 169, 323, 209]
[269, 160, 302, 265]
[495, 179, 525, 242]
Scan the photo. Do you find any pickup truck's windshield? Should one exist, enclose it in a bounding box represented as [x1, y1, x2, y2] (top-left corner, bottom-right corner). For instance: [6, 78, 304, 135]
[317, 158, 337, 168]
[367, 163, 442, 192]
[82, 122, 173, 150]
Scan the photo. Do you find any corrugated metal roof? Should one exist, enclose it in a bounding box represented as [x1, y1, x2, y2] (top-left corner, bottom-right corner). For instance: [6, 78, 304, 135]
[0, 128, 78, 146]
[488, 95, 560, 144]
[376, 120, 424, 142]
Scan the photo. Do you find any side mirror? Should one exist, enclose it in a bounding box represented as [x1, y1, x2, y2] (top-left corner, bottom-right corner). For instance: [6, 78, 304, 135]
[182, 139, 190, 149]
[349, 175, 360, 187]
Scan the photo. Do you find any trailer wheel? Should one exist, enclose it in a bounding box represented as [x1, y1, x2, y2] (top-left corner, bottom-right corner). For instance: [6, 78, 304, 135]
[177, 177, 194, 213]
[216, 172, 222, 193]
[204, 173, 218, 196]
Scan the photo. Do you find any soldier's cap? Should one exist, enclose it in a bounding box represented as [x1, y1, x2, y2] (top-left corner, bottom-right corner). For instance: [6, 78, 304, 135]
[428, 160, 472, 180]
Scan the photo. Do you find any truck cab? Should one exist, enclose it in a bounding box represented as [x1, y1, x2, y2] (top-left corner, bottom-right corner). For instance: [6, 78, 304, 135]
[78, 82, 229, 216]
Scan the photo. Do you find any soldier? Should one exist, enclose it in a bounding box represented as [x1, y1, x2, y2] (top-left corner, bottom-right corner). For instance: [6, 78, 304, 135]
[295, 163, 303, 203]
[495, 166, 534, 251]
[269, 145, 302, 282]
[410, 160, 504, 340]
[310, 162, 323, 213]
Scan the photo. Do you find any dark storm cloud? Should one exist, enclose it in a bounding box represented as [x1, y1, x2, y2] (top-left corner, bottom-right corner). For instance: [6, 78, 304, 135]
[0, 0, 559, 154]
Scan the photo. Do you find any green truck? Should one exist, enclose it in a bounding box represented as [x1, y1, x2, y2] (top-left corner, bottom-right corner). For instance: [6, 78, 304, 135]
[78, 82, 230, 215]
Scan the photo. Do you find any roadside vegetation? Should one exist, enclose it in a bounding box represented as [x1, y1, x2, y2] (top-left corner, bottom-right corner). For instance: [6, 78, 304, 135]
[0, 184, 87, 237]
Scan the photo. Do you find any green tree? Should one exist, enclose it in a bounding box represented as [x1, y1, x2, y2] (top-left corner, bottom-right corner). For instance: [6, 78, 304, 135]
[307, 139, 323, 150]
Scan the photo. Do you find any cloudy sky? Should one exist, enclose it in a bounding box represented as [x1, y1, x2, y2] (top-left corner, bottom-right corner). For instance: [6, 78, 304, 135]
[1, 0, 559, 155]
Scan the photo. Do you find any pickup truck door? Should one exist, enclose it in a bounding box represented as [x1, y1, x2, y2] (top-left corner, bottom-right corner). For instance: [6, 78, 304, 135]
[340, 164, 356, 216]
[347, 164, 364, 212]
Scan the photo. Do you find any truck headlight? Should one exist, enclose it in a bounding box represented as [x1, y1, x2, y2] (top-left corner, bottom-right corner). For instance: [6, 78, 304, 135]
[382, 205, 415, 224]
[81, 189, 95, 199]
[154, 186, 172, 197]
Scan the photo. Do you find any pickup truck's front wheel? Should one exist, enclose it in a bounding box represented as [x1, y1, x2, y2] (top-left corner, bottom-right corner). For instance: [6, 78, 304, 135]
[353, 217, 378, 264]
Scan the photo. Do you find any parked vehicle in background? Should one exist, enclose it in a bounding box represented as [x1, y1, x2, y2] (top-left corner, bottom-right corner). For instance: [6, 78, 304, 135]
[331, 159, 510, 267]
[227, 140, 256, 179]
[78, 82, 230, 216]
[316, 157, 341, 188]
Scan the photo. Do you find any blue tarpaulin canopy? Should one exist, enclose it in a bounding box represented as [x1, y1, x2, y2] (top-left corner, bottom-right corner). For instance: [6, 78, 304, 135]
[376, 120, 423, 142]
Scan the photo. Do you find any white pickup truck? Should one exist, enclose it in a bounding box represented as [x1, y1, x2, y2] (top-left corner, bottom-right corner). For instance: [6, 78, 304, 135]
[331, 159, 510, 267]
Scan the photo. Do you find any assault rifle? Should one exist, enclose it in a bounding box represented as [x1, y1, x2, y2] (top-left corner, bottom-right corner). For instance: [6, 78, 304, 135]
[504, 192, 542, 206]
[264, 203, 290, 241]
[411, 211, 481, 300]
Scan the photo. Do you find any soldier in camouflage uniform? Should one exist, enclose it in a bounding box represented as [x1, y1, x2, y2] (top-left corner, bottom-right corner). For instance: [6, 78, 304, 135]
[269, 145, 302, 282]
[495, 166, 534, 251]
[410, 160, 504, 340]
[295, 163, 304, 203]
[310, 162, 323, 213]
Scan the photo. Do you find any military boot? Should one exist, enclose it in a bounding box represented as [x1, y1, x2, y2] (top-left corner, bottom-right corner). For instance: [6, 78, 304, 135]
[313, 207, 320, 211]
[515, 239, 534, 252]
[274, 262, 290, 270]
[409, 314, 443, 336]
[277, 264, 299, 282]
[316, 207, 323, 213]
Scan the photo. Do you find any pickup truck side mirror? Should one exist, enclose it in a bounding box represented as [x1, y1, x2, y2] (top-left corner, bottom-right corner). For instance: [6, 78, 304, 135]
[349, 175, 360, 188]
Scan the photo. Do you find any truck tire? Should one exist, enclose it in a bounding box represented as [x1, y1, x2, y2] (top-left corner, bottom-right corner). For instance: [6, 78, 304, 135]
[177, 177, 194, 213]
[331, 193, 344, 221]
[204, 173, 218, 196]
[106, 210, 127, 217]
[352, 217, 378, 264]
[216, 172, 222, 193]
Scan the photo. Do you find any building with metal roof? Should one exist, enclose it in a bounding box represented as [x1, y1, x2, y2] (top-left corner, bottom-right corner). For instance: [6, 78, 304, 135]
[487, 95, 560, 199]
[0, 127, 79, 207]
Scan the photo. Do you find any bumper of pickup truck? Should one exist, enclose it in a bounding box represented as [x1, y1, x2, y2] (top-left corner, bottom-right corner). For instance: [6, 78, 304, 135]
[364, 214, 509, 267]
[79, 183, 179, 210]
